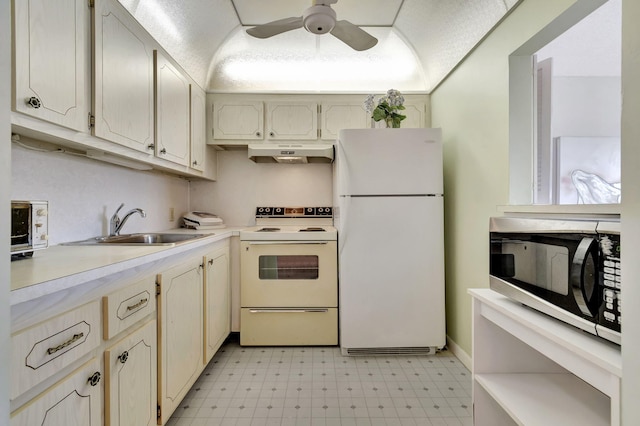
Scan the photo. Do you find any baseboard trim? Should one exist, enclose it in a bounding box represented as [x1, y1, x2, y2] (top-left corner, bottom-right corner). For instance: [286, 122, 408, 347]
[446, 335, 472, 371]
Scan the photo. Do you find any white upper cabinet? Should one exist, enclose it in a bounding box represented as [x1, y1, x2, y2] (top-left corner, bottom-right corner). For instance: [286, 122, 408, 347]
[93, 0, 155, 154]
[212, 101, 264, 140]
[154, 51, 190, 166]
[13, 0, 90, 131]
[190, 85, 207, 171]
[320, 102, 368, 140]
[266, 101, 318, 140]
[401, 101, 427, 128]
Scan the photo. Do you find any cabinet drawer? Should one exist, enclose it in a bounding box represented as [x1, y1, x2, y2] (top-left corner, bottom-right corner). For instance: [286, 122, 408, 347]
[11, 357, 102, 425]
[103, 276, 156, 340]
[240, 307, 337, 346]
[11, 300, 101, 400]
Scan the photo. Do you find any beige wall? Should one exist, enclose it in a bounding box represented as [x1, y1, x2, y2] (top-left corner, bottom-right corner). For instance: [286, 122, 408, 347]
[430, 0, 577, 357]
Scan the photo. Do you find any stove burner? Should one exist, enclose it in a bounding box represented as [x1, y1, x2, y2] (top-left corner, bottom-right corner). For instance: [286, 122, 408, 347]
[299, 227, 326, 232]
[257, 227, 280, 232]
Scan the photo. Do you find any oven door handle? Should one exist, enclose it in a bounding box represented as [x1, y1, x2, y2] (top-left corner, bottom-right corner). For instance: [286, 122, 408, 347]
[246, 241, 329, 245]
[248, 309, 329, 313]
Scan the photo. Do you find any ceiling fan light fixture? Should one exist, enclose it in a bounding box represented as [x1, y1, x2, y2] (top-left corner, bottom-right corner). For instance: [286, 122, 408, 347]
[303, 5, 336, 34]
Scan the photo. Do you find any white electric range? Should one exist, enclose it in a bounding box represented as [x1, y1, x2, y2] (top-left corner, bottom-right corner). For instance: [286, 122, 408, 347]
[239, 207, 338, 346]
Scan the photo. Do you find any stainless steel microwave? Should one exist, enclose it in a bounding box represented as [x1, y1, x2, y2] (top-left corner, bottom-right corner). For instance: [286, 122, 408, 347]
[489, 216, 620, 345]
[11, 200, 49, 260]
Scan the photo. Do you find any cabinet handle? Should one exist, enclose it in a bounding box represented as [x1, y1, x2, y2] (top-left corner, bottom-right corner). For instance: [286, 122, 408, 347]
[255, 131, 261, 137]
[208, 259, 214, 265]
[26, 96, 42, 109]
[249, 309, 329, 314]
[118, 351, 129, 364]
[192, 160, 198, 166]
[147, 143, 155, 150]
[269, 131, 275, 137]
[87, 372, 101, 387]
[160, 148, 167, 154]
[47, 332, 84, 355]
[126, 298, 148, 311]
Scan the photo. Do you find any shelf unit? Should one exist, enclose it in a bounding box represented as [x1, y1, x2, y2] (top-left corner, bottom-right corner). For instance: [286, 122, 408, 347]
[470, 288, 621, 425]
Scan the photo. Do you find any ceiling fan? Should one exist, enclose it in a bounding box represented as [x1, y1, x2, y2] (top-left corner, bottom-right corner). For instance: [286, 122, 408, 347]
[245, 0, 378, 51]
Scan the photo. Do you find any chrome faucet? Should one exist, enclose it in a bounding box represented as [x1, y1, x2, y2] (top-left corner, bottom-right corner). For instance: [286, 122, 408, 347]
[109, 203, 146, 236]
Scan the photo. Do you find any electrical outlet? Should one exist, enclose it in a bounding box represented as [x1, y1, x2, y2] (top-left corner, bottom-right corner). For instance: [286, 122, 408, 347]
[169, 207, 175, 222]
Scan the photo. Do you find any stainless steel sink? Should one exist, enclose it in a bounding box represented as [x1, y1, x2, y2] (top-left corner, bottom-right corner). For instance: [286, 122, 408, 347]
[63, 233, 210, 246]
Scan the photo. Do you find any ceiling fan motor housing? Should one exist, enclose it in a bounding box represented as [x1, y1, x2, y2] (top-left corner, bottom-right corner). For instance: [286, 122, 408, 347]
[303, 5, 336, 34]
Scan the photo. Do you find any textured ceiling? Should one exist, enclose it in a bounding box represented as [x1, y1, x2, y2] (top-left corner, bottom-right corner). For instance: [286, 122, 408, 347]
[118, 0, 520, 92]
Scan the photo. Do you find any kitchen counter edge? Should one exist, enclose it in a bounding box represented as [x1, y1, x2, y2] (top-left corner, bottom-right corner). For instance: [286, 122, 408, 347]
[10, 227, 245, 306]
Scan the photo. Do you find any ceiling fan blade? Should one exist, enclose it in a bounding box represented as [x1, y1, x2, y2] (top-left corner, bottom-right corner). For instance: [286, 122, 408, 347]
[246, 16, 304, 39]
[330, 20, 378, 51]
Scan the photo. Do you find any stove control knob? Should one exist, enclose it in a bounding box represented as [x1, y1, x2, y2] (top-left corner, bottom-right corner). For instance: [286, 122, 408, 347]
[275, 208, 282, 213]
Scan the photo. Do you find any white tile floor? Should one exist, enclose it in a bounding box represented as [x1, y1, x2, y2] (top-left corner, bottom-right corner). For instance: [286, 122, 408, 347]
[167, 338, 472, 426]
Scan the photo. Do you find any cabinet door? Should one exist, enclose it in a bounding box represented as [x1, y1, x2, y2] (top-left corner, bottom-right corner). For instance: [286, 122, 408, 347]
[321, 102, 368, 140]
[401, 101, 426, 128]
[104, 320, 157, 426]
[204, 246, 230, 363]
[266, 101, 318, 140]
[157, 258, 204, 425]
[11, 358, 102, 426]
[212, 101, 264, 140]
[190, 85, 207, 171]
[155, 51, 190, 166]
[93, 0, 155, 153]
[13, 0, 90, 131]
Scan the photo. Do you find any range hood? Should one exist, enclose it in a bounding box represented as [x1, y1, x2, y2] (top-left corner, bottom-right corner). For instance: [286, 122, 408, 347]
[248, 144, 334, 164]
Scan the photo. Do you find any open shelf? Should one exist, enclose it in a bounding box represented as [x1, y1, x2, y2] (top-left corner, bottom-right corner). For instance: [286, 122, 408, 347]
[475, 373, 609, 426]
[470, 289, 621, 425]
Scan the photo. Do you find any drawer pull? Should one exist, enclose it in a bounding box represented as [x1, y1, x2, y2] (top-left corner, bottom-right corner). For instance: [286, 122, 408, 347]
[46, 332, 84, 355]
[249, 309, 329, 314]
[126, 298, 148, 311]
[88, 371, 101, 387]
[118, 351, 129, 364]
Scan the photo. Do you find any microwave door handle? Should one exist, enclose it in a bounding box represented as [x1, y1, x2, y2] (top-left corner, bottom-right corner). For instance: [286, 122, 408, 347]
[571, 237, 598, 317]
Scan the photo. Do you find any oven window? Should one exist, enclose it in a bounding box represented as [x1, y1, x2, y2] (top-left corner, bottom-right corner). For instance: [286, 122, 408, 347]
[259, 255, 319, 280]
[11, 205, 30, 246]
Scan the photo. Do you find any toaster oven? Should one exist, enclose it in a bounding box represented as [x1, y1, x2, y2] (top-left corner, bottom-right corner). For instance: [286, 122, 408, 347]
[11, 200, 49, 259]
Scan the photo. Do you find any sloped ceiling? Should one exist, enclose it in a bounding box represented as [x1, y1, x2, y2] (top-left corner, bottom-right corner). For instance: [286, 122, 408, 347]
[119, 0, 519, 93]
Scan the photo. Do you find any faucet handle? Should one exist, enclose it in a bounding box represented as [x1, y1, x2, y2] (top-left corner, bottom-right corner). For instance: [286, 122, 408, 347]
[112, 203, 125, 218]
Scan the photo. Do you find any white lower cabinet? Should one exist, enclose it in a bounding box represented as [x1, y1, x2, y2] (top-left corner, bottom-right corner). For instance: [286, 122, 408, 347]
[104, 319, 157, 426]
[470, 289, 622, 426]
[157, 257, 204, 425]
[204, 245, 231, 363]
[11, 241, 234, 426]
[11, 357, 102, 426]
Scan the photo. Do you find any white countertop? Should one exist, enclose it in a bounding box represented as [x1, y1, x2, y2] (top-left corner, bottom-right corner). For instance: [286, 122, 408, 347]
[10, 227, 245, 305]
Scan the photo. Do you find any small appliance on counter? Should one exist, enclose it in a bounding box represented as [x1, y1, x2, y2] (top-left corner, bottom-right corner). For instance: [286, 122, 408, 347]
[489, 216, 621, 345]
[182, 211, 226, 230]
[11, 200, 49, 260]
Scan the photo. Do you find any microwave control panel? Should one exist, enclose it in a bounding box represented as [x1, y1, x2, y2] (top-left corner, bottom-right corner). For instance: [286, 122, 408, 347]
[599, 233, 621, 332]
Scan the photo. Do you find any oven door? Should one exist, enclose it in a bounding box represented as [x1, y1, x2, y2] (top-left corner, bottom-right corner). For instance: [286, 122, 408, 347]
[490, 231, 600, 326]
[11, 202, 32, 253]
[240, 240, 337, 307]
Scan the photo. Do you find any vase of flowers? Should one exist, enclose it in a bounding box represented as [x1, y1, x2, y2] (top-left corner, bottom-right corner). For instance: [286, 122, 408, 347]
[364, 89, 406, 128]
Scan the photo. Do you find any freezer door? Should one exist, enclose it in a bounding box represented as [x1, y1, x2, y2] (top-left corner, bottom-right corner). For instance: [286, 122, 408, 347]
[335, 128, 443, 196]
[338, 196, 446, 349]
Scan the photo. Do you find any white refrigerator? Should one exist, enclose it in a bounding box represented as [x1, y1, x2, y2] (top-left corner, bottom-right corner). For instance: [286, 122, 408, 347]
[334, 128, 446, 355]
